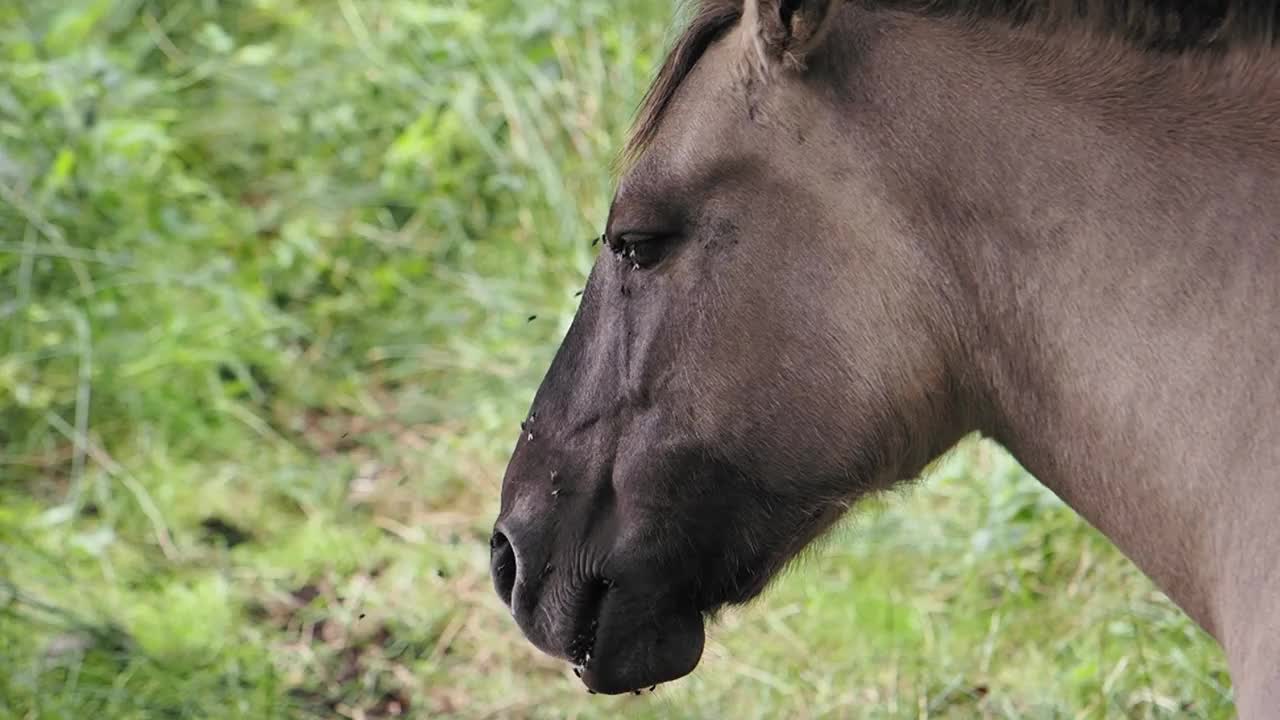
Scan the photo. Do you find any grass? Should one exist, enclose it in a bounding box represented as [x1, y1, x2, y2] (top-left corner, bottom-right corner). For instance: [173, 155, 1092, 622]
[0, 1, 1233, 718]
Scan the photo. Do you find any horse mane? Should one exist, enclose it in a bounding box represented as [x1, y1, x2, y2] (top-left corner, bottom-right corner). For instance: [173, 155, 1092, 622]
[622, 0, 744, 168]
[884, 0, 1279, 50]
[622, 0, 1280, 165]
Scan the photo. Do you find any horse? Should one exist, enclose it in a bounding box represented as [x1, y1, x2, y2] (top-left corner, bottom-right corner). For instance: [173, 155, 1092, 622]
[489, 0, 1280, 714]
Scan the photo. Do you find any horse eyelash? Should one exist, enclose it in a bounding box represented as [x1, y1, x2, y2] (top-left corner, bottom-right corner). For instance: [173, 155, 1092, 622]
[597, 231, 657, 270]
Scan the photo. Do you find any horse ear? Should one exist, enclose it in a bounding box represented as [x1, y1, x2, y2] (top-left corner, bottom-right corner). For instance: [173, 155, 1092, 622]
[745, 0, 841, 68]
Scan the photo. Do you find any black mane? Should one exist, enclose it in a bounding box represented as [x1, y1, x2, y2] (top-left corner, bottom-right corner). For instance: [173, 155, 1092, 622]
[878, 0, 1279, 50]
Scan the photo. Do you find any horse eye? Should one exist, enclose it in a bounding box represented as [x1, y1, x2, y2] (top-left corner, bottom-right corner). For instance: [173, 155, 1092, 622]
[617, 234, 668, 270]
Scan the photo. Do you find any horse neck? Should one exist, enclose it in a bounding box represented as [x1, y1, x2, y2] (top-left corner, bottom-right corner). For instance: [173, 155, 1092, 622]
[860, 12, 1280, 650]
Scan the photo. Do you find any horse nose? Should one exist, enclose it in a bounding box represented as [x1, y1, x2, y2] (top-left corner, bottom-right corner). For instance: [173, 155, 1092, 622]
[490, 528, 518, 608]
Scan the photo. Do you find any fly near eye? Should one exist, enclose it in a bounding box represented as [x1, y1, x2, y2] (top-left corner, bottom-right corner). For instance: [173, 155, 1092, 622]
[623, 237, 667, 269]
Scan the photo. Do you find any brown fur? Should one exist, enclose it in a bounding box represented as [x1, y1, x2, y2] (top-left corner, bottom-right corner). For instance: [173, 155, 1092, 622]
[495, 0, 1280, 712]
[626, 0, 1280, 164]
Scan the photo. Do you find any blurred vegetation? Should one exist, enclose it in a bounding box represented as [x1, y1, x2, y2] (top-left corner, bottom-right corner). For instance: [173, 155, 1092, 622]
[0, 1, 1232, 718]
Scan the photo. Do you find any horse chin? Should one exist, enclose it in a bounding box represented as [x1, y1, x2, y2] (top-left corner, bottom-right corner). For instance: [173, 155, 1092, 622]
[577, 599, 706, 695]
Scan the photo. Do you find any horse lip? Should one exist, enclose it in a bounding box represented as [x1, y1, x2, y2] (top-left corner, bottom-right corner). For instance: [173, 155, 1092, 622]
[568, 577, 612, 671]
[576, 593, 706, 695]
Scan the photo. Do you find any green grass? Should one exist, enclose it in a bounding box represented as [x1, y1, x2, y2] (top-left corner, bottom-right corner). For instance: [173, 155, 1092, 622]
[0, 1, 1232, 718]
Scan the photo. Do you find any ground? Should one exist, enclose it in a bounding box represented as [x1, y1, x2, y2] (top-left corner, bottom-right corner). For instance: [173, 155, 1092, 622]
[0, 1, 1233, 718]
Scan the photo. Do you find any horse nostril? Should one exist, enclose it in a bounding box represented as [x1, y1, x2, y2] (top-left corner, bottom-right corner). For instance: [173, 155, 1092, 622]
[490, 530, 517, 607]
